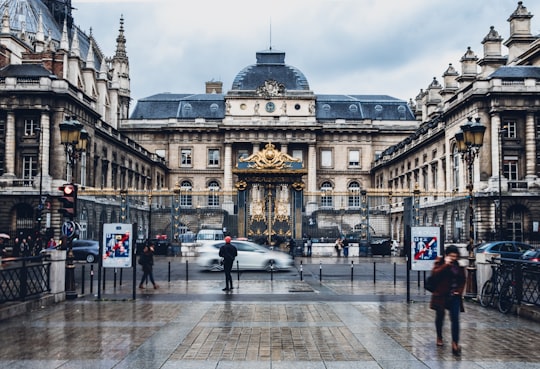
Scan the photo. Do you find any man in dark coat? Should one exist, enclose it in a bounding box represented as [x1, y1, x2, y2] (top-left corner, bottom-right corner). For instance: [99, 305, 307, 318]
[429, 245, 466, 355]
[219, 236, 237, 291]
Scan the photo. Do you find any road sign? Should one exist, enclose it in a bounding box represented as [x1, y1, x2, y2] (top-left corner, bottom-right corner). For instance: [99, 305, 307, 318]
[62, 221, 76, 238]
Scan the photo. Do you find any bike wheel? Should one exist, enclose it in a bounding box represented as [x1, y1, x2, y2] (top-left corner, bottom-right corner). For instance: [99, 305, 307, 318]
[479, 280, 494, 307]
[498, 282, 514, 314]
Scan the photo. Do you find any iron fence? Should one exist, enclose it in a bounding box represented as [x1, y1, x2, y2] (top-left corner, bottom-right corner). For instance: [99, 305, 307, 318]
[0, 256, 51, 303]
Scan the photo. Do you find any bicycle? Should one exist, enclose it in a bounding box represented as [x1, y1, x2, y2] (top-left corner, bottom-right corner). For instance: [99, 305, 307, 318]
[479, 259, 511, 308]
[497, 279, 516, 314]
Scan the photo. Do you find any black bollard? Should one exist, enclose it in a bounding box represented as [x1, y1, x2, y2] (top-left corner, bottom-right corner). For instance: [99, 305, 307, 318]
[373, 262, 376, 284]
[102, 268, 106, 291]
[81, 265, 86, 295]
[119, 268, 123, 286]
[113, 268, 117, 289]
[300, 260, 303, 281]
[90, 264, 94, 294]
[351, 260, 354, 282]
[237, 260, 240, 288]
[319, 261, 322, 282]
[168, 261, 171, 283]
[270, 260, 274, 281]
[186, 260, 189, 282]
[394, 262, 397, 286]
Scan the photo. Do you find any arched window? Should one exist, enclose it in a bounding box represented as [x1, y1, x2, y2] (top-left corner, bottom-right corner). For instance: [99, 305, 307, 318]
[320, 181, 333, 208]
[348, 181, 360, 207]
[180, 180, 192, 207]
[208, 181, 220, 207]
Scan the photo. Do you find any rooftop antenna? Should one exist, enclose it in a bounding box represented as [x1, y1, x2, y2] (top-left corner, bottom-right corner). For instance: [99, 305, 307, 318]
[269, 17, 272, 50]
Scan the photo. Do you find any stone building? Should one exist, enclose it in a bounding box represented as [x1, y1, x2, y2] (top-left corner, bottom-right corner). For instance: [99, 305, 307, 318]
[372, 1, 540, 245]
[122, 49, 418, 242]
[0, 0, 166, 245]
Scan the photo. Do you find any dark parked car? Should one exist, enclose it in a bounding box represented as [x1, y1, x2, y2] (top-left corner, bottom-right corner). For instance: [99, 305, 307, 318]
[521, 249, 540, 262]
[475, 241, 533, 259]
[148, 239, 170, 255]
[71, 239, 100, 263]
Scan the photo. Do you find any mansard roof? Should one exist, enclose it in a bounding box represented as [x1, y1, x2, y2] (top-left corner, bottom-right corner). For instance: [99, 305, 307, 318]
[489, 65, 540, 79]
[130, 92, 415, 121]
[131, 93, 225, 120]
[316, 95, 414, 121]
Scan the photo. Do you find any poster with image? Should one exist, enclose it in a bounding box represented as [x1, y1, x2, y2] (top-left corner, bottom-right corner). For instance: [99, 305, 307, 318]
[102, 223, 133, 268]
[411, 226, 442, 271]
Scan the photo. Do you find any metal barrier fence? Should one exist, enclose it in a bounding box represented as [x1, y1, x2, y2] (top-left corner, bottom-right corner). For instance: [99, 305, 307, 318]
[0, 256, 51, 303]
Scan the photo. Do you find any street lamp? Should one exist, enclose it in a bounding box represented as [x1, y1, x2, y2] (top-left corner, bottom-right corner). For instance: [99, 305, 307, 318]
[59, 115, 88, 300]
[454, 116, 486, 298]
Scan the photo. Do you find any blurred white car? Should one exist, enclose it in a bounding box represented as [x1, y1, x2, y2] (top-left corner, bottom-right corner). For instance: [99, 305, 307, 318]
[197, 240, 294, 271]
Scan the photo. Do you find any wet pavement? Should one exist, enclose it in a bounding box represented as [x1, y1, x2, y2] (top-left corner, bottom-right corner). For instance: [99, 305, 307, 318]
[1, 257, 540, 368]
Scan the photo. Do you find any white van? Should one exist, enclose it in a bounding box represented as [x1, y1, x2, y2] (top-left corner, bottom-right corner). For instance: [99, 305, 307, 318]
[196, 229, 225, 243]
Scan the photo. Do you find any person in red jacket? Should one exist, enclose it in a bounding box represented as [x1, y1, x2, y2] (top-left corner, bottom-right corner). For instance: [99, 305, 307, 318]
[430, 245, 466, 356]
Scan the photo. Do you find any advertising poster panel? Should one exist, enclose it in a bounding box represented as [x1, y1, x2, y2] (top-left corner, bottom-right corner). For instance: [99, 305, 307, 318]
[411, 226, 442, 271]
[102, 223, 133, 268]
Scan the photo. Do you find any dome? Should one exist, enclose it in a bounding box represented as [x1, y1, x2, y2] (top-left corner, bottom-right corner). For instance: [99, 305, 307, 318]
[231, 49, 310, 91]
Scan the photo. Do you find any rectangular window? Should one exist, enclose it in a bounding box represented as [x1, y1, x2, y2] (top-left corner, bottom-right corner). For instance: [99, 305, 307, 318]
[237, 149, 249, 162]
[321, 149, 332, 168]
[503, 120, 517, 138]
[208, 149, 220, 166]
[24, 118, 39, 136]
[180, 148, 192, 167]
[348, 150, 360, 167]
[22, 155, 37, 186]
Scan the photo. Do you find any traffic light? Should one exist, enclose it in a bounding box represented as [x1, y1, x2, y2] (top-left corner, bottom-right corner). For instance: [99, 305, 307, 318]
[58, 183, 77, 219]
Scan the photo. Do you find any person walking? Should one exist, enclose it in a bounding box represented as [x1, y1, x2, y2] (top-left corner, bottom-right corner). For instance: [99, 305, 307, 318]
[306, 235, 312, 257]
[342, 237, 349, 257]
[138, 244, 159, 289]
[334, 237, 342, 257]
[429, 245, 466, 356]
[219, 236, 237, 291]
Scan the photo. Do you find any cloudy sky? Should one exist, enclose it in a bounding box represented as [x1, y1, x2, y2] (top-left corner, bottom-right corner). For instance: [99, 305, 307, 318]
[72, 0, 540, 107]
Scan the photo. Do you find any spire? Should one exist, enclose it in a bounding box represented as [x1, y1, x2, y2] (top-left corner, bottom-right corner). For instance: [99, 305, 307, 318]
[86, 39, 95, 69]
[71, 27, 80, 57]
[36, 10, 45, 42]
[1, 7, 10, 34]
[114, 15, 127, 59]
[60, 17, 69, 50]
[98, 56, 108, 80]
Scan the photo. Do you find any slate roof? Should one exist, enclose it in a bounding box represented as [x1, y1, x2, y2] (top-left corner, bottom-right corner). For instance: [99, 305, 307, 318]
[131, 93, 225, 120]
[231, 50, 310, 91]
[0, 64, 54, 77]
[489, 66, 540, 79]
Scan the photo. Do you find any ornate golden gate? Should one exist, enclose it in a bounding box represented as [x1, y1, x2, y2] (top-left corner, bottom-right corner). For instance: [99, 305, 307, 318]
[233, 143, 307, 245]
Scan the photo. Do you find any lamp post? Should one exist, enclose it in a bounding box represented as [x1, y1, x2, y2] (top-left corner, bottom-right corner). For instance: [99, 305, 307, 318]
[34, 126, 44, 237]
[454, 117, 486, 298]
[59, 115, 88, 300]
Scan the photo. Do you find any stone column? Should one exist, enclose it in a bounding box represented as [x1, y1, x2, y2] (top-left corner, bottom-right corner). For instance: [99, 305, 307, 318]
[489, 113, 501, 190]
[4, 111, 15, 177]
[306, 144, 317, 215]
[39, 111, 52, 191]
[222, 143, 234, 213]
[525, 112, 537, 181]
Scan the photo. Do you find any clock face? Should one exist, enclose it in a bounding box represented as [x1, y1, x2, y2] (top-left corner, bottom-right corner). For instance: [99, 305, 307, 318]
[265, 102, 275, 113]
